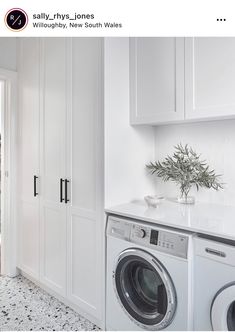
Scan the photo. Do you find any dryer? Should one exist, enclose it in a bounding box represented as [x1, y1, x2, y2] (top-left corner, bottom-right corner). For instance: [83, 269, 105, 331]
[106, 215, 194, 331]
[194, 236, 235, 330]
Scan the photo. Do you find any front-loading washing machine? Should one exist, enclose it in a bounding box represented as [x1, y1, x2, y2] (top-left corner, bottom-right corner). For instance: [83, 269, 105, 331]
[194, 235, 235, 330]
[106, 215, 194, 331]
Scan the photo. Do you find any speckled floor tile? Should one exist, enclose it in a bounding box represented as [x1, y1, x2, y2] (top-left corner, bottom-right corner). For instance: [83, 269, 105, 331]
[0, 275, 100, 331]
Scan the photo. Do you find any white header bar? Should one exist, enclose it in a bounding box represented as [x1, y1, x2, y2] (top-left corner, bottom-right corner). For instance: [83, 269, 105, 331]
[0, 0, 235, 36]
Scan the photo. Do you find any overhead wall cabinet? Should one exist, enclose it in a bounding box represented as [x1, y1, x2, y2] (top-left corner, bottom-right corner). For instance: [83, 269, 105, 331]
[130, 37, 235, 125]
[18, 38, 104, 326]
[130, 38, 184, 124]
[185, 37, 235, 120]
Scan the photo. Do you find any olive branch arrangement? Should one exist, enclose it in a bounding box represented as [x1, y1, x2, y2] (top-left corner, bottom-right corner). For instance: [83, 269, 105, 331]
[146, 144, 223, 202]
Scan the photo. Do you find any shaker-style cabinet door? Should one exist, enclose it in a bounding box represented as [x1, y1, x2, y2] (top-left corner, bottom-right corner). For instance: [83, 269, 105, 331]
[130, 37, 184, 125]
[18, 38, 40, 279]
[66, 38, 103, 323]
[185, 37, 235, 120]
[40, 38, 67, 296]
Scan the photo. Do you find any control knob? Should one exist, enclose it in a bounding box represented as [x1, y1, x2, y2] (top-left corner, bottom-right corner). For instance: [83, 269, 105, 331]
[139, 229, 146, 238]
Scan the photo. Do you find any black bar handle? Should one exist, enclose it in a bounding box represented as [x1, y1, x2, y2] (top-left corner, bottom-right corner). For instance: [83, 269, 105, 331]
[34, 175, 39, 197]
[60, 178, 65, 202]
[65, 179, 70, 204]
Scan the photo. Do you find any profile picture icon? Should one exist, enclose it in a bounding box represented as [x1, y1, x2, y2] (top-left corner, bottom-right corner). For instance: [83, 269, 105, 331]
[5, 8, 28, 31]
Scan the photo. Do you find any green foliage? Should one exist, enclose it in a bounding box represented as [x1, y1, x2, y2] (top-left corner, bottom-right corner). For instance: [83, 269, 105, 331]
[146, 144, 223, 198]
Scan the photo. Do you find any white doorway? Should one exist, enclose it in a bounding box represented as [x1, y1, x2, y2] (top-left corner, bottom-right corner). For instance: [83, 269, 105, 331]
[0, 68, 17, 277]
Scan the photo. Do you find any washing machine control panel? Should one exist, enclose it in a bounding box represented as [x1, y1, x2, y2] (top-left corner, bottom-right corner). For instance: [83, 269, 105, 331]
[130, 224, 189, 259]
[107, 216, 189, 258]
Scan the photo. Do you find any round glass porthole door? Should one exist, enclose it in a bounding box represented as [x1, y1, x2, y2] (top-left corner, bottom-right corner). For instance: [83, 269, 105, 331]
[113, 248, 177, 330]
[211, 284, 235, 331]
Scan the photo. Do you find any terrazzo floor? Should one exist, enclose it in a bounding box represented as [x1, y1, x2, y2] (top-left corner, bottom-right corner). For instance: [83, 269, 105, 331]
[0, 275, 100, 331]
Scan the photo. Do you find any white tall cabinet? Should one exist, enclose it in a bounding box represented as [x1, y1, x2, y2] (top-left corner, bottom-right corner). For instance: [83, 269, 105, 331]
[40, 38, 68, 296]
[18, 38, 104, 326]
[66, 39, 103, 319]
[18, 38, 40, 280]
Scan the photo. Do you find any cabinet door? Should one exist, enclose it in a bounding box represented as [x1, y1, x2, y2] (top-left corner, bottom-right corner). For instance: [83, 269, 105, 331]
[40, 38, 67, 296]
[130, 37, 184, 125]
[185, 37, 235, 120]
[18, 38, 40, 279]
[66, 38, 103, 322]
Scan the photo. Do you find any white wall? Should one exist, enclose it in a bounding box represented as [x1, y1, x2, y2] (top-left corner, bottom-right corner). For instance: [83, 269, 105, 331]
[104, 38, 155, 207]
[154, 120, 235, 206]
[0, 38, 17, 71]
[0, 81, 2, 130]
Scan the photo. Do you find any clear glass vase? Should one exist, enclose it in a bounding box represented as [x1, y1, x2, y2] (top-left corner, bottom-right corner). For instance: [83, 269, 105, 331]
[177, 192, 195, 204]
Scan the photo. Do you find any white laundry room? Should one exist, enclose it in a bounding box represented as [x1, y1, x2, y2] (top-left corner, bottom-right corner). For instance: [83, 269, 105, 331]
[0, 35, 235, 331]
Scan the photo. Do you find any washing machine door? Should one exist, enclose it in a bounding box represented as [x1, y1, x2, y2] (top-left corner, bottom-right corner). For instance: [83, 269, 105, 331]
[211, 283, 235, 331]
[113, 248, 177, 330]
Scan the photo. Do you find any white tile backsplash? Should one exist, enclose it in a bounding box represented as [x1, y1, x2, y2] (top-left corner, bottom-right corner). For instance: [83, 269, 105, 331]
[153, 119, 235, 206]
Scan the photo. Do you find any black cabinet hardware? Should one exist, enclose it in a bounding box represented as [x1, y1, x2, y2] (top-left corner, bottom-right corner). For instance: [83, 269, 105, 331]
[34, 175, 39, 197]
[65, 179, 70, 204]
[60, 178, 65, 202]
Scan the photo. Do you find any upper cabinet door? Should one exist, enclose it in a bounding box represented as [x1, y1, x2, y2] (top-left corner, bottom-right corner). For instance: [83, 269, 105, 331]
[130, 37, 184, 125]
[19, 38, 40, 204]
[185, 37, 235, 120]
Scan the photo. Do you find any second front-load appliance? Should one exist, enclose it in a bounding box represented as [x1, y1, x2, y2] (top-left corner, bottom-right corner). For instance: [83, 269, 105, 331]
[194, 236, 235, 330]
[106, 215, 194, 331]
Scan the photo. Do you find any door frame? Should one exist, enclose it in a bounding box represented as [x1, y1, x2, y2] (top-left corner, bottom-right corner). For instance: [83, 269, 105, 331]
[0, 68, 18, 277]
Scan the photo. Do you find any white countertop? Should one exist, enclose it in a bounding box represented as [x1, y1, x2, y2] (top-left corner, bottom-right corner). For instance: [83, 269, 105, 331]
[105, 199, 235, 241]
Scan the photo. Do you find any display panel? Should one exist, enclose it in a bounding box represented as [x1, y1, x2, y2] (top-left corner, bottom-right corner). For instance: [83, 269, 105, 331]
[150, 230, 159, 245]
